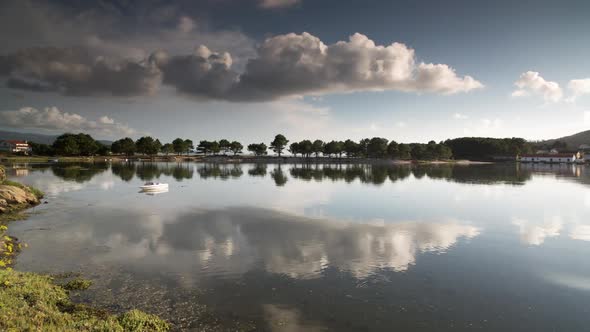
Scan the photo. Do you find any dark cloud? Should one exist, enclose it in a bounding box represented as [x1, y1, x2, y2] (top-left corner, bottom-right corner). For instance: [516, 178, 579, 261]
[0, 32, 482, 100]
[153, 46, 238, 99]
[0, 47, 161, 96]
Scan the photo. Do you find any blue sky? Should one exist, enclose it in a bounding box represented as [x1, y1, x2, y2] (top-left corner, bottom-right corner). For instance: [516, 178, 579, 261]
[0, 0, 589, 143]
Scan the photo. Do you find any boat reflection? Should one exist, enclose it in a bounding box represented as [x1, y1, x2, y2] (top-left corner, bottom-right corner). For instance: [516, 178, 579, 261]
[139, 188, 169, 196]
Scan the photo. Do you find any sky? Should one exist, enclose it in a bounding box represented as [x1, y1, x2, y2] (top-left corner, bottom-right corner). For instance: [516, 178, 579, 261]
[0, 0, 589, 143]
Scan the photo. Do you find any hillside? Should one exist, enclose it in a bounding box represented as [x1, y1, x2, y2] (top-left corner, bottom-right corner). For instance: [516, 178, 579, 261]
[0, 130, 112, 146]
[540, 130, 590, 149]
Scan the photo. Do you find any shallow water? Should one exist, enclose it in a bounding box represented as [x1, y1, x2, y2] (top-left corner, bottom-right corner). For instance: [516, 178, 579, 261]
[5, 162, 590, 331]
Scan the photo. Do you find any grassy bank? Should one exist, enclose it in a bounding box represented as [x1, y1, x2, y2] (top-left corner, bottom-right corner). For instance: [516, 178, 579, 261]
[0, 269, 168, 331]
[0, 167, 170, 331]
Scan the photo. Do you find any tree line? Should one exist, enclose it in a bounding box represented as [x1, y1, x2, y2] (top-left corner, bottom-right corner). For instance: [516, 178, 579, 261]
[28, 132, 534, 161]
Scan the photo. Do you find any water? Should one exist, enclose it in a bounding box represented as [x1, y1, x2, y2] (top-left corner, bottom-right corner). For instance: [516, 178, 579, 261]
[5, 162, 590, 331]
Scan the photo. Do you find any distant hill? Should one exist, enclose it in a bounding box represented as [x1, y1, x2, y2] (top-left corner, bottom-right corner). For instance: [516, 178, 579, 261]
[539, 130, 590, 149]
[0, 130, 112, 145]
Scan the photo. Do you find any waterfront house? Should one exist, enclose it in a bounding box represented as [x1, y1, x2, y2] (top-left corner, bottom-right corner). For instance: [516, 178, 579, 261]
[517, 152, 579, 163]
[0, 140, 32, 154]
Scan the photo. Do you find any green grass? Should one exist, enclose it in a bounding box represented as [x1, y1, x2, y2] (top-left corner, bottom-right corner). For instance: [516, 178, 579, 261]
[0, 269, 169, 331]
[62, 278, 93, 291]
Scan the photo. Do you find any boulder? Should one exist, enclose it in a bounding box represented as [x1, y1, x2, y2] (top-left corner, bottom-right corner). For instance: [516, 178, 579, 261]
[0, 184, 39, 213]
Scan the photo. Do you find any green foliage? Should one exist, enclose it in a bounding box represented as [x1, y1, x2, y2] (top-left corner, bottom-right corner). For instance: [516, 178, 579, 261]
[269, 134, 289, 156]
[229, 141, 243, 155]
[288, 142, 300, 156]
[184, 139, 194, 155]
[135, 136, 161, 156]
[247, 143, 268, 156]
[172, 138, 185, 155]
[210, 141, 220, 155]
[62, 278, 92, 291]
[323, 140, 344, 157]
[343, 139, 359, 157]
[111, 138, 136, 156]
[161, 143, 174, 155]
[52, 133, 100, 156]
[444, 137, 532, 160]
[312, 140, 324, 157]
[30, 142, 55, 156]
[117, 310, 170, 332]
[367, 137, 389, 158]
[219, 139, 230, 155]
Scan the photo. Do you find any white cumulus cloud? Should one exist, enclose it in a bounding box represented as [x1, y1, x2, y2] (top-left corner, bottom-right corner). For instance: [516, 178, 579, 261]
[0, 106, 137, 138]
[567, 78, 590, 102]
[512, 71, 563, 103]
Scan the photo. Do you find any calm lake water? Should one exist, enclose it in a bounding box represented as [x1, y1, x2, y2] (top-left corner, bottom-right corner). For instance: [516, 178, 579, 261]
[5, 162, 590, 331]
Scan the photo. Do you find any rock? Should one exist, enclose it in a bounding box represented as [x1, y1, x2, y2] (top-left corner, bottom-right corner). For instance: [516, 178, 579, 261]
[0, 184, 39, 212]
[0, 166, 5, 182]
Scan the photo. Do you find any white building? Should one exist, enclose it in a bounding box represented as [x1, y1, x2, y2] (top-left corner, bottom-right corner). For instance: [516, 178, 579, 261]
[518, 153, 579, 163]
[0, 140, 32, 154]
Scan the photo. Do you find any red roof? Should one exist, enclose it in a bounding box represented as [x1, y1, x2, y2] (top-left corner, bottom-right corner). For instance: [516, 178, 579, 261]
[520, 154, 574, 158]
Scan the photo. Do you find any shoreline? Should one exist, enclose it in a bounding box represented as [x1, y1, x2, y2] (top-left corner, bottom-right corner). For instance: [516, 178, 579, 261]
[1, 154, 496, 165]
[0, 165, 170, 331]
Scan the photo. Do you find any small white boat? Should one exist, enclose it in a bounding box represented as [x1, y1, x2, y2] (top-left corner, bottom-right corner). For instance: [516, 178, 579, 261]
[139, 182, 169, 191]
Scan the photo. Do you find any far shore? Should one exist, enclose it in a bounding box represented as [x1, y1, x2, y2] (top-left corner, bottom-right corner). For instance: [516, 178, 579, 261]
[1, 154, 496, 165]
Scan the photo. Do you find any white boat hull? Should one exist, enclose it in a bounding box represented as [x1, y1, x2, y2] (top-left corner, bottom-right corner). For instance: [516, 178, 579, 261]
[140, 184, 169, 191]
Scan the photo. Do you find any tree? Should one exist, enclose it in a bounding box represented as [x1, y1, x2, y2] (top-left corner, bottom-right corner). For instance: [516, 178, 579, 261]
[30, 142, 55, 156]
[52, 133, 102, 156]
[434, 143, 453, 160]
[53, 134, 80, 156]
[184, 139, 194, 155]
[343, 139, 359, 158]
[367, 137, 388, 158]
[219, 139, 230, 155]
[312, 140, 324, 157]
[298, 140, 313, 158]
[387, 141, 399, 159]
[210, 141, 221, 155]
[397, 144, 411, 159]
[410, 144, 427, 160]
[136, 136, 161, 156]
[248, 143, 268, 156]
[172, 138, 185, 155]
[335, 141, 344, 157]
[270, 134, 289, 157]
[162, 143, 174, 155]
[323, 140, 343, 157]
[111, 137, 136, 156]
[197, 140, 212, 155]
[230, 141, 243, 155]
[359, 138, 370, 158]
[96, 143, 110, 156]
[289, 142, 300, 157]
[75, 133, 99, 156]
